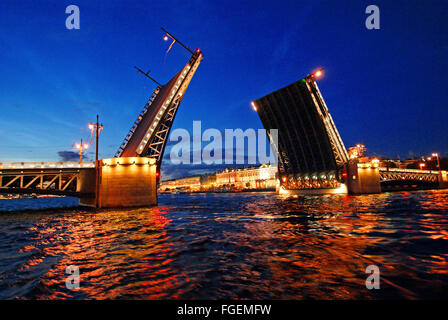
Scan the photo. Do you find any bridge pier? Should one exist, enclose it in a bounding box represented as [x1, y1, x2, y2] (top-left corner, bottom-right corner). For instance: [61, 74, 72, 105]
[439, 171, 448, 189]
[346, 160, 382, 194]
[78, 157, 157, 208]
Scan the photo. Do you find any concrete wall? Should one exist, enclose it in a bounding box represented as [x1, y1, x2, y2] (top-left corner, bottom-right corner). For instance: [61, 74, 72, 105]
[439, 171, 448, 189]
[346, 161, 381, 194]
[77, 169, 96, 207]
[78, 157, 157, 208]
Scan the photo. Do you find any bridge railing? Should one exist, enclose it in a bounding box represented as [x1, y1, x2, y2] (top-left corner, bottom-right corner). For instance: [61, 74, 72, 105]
[378, 167, 439, 175]
[0, 162, 95, 170]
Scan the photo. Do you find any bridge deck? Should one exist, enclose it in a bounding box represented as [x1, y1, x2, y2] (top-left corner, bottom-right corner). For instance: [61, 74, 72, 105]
[0, 161, 95, 170]
[0, 161, 95, 197]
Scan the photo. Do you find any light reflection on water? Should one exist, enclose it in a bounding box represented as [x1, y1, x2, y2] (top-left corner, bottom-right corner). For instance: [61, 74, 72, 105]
[0, 191, 447, 299]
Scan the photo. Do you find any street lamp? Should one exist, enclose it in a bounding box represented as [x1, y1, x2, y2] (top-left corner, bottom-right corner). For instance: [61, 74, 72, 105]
[88, 115, 103, 164]
[419, 163, 426, 170]
[432, 153, 440, 171]
[161, 27, 196, 55]
[89, 115, 103, 209]
[75, 138, 89, 162]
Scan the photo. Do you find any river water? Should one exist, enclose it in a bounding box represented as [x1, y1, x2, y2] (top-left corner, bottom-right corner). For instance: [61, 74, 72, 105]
[0, 191, 447, 299]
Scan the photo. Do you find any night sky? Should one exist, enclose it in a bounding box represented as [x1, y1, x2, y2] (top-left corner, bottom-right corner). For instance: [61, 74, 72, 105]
[0, 0, 447, 179]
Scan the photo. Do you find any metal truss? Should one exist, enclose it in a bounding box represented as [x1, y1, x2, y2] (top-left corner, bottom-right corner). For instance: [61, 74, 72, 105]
[115, 89, 160, 158]
[115, 51, 202, 168]
[379, 169, 439, 183]
[305, 78, 349, 168]
[0, 167, 93, 196]
[142, 98, 181, 163]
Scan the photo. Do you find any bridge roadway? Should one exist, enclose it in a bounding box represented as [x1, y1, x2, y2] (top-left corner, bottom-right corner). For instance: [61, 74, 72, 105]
[346, 161, 447, 194]
[0, 161, 95, 197]
[378, 166, 442, 191]
[278, 162, 447, 194]
[379, 167, 439, 181]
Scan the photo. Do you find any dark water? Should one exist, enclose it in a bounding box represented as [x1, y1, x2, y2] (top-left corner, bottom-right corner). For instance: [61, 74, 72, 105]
[0, 191, 447, 300]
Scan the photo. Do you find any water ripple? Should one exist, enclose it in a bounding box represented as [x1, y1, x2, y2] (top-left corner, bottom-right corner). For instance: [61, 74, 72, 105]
[0, 191, 447, 299]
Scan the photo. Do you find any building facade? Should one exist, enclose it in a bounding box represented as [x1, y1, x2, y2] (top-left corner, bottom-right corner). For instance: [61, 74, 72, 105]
[159, 176, 201, 192]
[215, 164, 277, 189]
[159, 164, 277, 192]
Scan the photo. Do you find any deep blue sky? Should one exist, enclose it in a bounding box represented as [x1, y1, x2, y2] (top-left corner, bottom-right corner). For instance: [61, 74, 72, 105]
[1, 0, 447, 177]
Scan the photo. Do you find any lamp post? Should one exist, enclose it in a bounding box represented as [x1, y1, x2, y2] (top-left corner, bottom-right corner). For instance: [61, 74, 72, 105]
[432, 153, 440, 172]
[419, 163, 425, 170]
[161, 27, 196, 55]
[88, 115, 103, 166]
[89, 115, 103, 209]
[75, 138, 89, 162]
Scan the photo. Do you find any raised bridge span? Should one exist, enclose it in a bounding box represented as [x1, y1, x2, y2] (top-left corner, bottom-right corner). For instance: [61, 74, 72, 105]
[253, 71, 448, 194]
[0, 30, 203, 207]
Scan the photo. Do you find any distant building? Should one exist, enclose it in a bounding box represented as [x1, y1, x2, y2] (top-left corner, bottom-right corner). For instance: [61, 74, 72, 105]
[160, 176, 201, 192]
[200, 174, 217, 191]
[216, 164, 277, 189]
[159, 164, 277, 192]
[348, 144, 366, 159]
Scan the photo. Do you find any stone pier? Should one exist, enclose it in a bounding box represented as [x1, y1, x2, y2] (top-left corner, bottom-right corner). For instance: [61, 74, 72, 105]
[78, 157, 157, 208]
[346, 160, 382, 194]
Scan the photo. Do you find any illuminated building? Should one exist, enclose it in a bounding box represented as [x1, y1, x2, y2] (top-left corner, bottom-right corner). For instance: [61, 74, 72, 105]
[348, 144, 366, 159]
[159, 176, 201, 192]
[215, 164, 277, 189]
[159, 164, 277, 192]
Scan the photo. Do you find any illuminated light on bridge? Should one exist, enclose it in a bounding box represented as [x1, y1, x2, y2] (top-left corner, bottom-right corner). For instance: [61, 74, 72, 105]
[251, 101, 257, 111]
[313, 69, 323, 78]
[0, 162, 95, 170]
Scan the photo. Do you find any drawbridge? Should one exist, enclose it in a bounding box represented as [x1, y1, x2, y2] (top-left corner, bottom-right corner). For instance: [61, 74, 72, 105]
[252, 70, 448, 194]
[0, 29, 203, 206]
[115, 44, 203, 171]
[252, 70, 349, 192]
